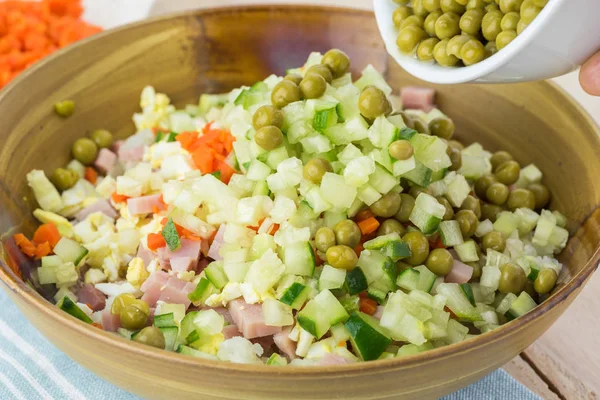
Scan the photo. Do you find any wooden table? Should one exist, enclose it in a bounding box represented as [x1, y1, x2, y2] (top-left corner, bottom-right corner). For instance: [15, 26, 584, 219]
[151, 2, 600, 398]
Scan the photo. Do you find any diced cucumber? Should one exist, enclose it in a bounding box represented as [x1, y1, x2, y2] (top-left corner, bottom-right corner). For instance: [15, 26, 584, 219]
[367, 116, 399, 148]
[460, 283, 476, 306]
[409, 207, 441, 235]
[436, 283, 481, 322]
[454, 240, 479, 263]
[396, 268, 420, 292]
[354, 65, 392, 95]
[344, 311, 392, 361]
[444, 173, 470, 208]
[311, 101, 339, 132]
[198, 93, 229, 116]
[345, 267, 369, 295]
[41, 255, 61, 268]
[330, 322, 351, 343]
[266, 353, 288, 366]
[527, 266, 540, 280]
[439, 220, 464, 247]
[205, 261, 229, 290]
[410, 134, 451, 172]
[323, 211, 347, 229]
[363, 232, 402, 250]
[367, 287, 387, 303]
[334, 84, 361, 122]
[368, 163, 398, 194]
[480, 266, 501, 291]
[319, 265, 346, 291]
[188, 278, 215, 304]
[279, 282, 310, 310]
[58, 296, 92, 324]
[297, 299, 331, 339]
[357, 250, 397, 293]
[314, 290, 349, 325]
[397, 342, 434, 357]
[493, 211, 519, 237]
[446, 319, 469, 344]
[414, 265, 437, 293]
[263, 298, 294, 327]
[53, 237, 88, 265]
[176, 344, 218, 360]
[153, 313, 176, 328]
[508, 292, 537, 318]
[358, 184, 382, 206]
[402, 160, 432, 187]
[284, 242, 316, 276]
[159, 326, 179, 351]
[496, 293, 518, 315]
[246, 160, 272, 181]
[381, 240, 411, 262]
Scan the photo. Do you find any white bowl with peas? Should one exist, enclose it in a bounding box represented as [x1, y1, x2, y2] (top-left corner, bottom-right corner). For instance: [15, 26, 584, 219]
[374, 0, 600, 84]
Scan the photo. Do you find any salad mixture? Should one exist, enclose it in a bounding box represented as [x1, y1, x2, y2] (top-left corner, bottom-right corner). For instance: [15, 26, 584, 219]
[10, 50, 569, 366]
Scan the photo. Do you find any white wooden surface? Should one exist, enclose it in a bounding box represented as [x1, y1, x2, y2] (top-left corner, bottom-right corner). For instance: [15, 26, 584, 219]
[150, 2, 600, 398]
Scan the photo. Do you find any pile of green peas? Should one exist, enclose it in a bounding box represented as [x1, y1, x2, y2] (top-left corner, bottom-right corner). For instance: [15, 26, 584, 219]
[392, 0, 549, 67]
[49, 127, 114, 192]
[111, 293, 166, 348]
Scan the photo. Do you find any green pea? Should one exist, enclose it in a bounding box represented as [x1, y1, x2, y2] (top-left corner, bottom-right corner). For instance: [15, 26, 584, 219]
[482, 231, 506, 252]
[315, 227, 336, 252]
[429, 117, 455, 139]
[120, 305, 148, 330]
[72, 138, 98, 165]
[395, 194, 416, 223]
[417, 38, 441, 61]
[284, 73, 303, 86]
[501, 11, 520, 31]
[490, 151, 513, 171]
[409, 186, 430, 199]
[435, 12, 461, 40]
[90, 129, 113, 149]
[321, 49, 350, 78]
[460, 9, 485, 35]
[111, 293, 137, 315]
[437, 196, 455, 220]
[440, 0, 466, 13]
[299, 73, 327, 99]
[534, 268, 558, 294]
[447, 145, 462, 171]
[468, 261, 482, 280]
[54, 100, 75, 118]
[520, 0, 541, 24]
[423, 11, 442, 36]
[482, 10, 503, 41]
[484, 41, 498, 58]
[400, 15, 425, 30]
[133, 326, 166, 349]
[481, 203, 503, 222]
[393, 0, 410, 3]
[412, 0, 429, 15]
[456, 210, 479, 238]
[50, 168, 79, 191]
[528, 183, 550, 209]
[475, 174, 497, 199]
[426, 248, 454, 276]
[423, 0, 441, 12]
[531, 0, 547, 6]
[377, 219, 407, 237]
[326, 245, 358, 270]
[433, 39, 460, 66]
[448, 140, 464, 150]
[507, 188, 536, 210]
[254, 126, 283, 150]
[413, 119, 430, 134]
[516, 19, 528, 35]
[334, 220, 362, 248]
[253, 105, 284, 130]
[393, 6, 414, 27]
[389, 140, 414, 160]
[271, 80, 301, 109]
[306, 64, 333, 84]
[371, 192, 402, 218]
[461, 38, 485, 66]
[499, 0, 523, 13]
[466, 0, 486, 9]
[303, 158, 332, 184]
[359, 86, 391, 120]
[402, 231, 430, 266]
[495, 160, 521, 185]
[447, 35, 471, 58]
[396, 25, 427, 54]
[461, 195, 482, 219]
[486, 182, 510, 205]
[496, 30, 517, 50]
[485, 2, 499, 11]
[498, 262, 527, 294]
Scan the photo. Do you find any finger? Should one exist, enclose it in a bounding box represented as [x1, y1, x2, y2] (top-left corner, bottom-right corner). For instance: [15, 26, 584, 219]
[580, 51, 600, 96]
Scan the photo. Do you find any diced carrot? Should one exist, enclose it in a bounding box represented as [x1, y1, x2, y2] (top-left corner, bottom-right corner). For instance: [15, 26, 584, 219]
[84, 166, 97, 184]
[147, 232, 166, 251]
[357, 217, 380, 236]
[13, 233, 36, 257]
[34, 241, 51, 259]
[216, 161, 235, 184]
[175, 131, 197, 151]
[359, 297, 378, 315]
[358, 291, 368, 298]
[32, 222, 61, 247]
[111, 192, 129, 203]
[354, 209, 375, 222]
[270, 224, 280, 235]
[430, 236, 446, 249]
[192, 146, 215, 174]
[353, 243, 364, 257]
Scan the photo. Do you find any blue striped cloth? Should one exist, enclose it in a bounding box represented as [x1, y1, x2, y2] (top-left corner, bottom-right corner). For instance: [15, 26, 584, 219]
[0, 287, 540, 400]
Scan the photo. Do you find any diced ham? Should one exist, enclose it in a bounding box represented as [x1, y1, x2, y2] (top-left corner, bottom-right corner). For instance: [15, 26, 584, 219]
[76, 284, 106, 312]
[157, 239, 202, 271]
[75, 198, 118, 221]
[117, 129, 153, 163]
[197, 258, 209, 273]
[445, 259, 474, 284]
[127, 194, 163, 215]
[156, 277, 196, 308]
[94, 148, 117, 174]
[112, 140, 124, 154]
[207, 224, 226, 261]
[101, 307, 120, 332]
[170, 257, 194, 273]
[273, 327, 297, 360]
[140, 270, 170, 306]
[400, 86, 436, 112]
[222, 324, 242, 339]
[118, 145, 145, 163]
[372, 305, 385, 321]
[228, 298, 282, 339]
[136, 244, 155, 267]
[318, 353, 354, 366]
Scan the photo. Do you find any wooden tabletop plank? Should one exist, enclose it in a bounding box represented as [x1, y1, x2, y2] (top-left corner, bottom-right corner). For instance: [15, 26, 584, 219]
[151, 2, 600, 399]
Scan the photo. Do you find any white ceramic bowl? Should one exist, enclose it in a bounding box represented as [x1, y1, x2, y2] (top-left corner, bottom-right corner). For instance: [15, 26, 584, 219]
[374, 0, 600, 84]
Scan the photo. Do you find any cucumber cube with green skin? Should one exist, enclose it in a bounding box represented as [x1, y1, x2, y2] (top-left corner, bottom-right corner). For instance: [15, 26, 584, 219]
[414, 265, 437, 293]
[439, 220, 464, 247]
[314, 289, 349, 325]
[396, 268, 420, 292]
[58, 296, 92, 324]
[344, 312, 392, 361]
[266, 353, 288, 366]
[176, 345, 218, 360]
[153, 313, 176, 328]
[284, 242, 316, 277]
[357, 250, 397, 293]
[399, 127, 418, 140]
[204, 262, 229, 290]
[402, 160, 432, 187]
[436, 283, 482, 322]
[410, 134, 452, 172]
[346, 267, 368, 295]
[454, 240, 480, 263]
[367, 287, 387, 304]
[381, 241, 411, 262]
[508, 292, 537, 318]
[159, 326, 179, 351]
[363, 232, 402, 250]
[297, 299, 331, 339]
[279, 282, 310, 310]
[460, 283, 476, 307]
[53, 237, 88, 265]
[313, 108, 339, 132]
[408, 207, 441, 235]
[188, 278, 215, 303]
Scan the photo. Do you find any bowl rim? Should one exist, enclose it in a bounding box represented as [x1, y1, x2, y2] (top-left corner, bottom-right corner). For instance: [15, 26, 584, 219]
[1, 4, 600, 375]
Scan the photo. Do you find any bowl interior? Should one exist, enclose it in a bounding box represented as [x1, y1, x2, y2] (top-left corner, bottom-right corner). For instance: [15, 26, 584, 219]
[0, 3, 600, 386]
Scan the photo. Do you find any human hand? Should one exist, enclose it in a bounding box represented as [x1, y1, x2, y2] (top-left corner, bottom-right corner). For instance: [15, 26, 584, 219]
[580, 51, 600, 95]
